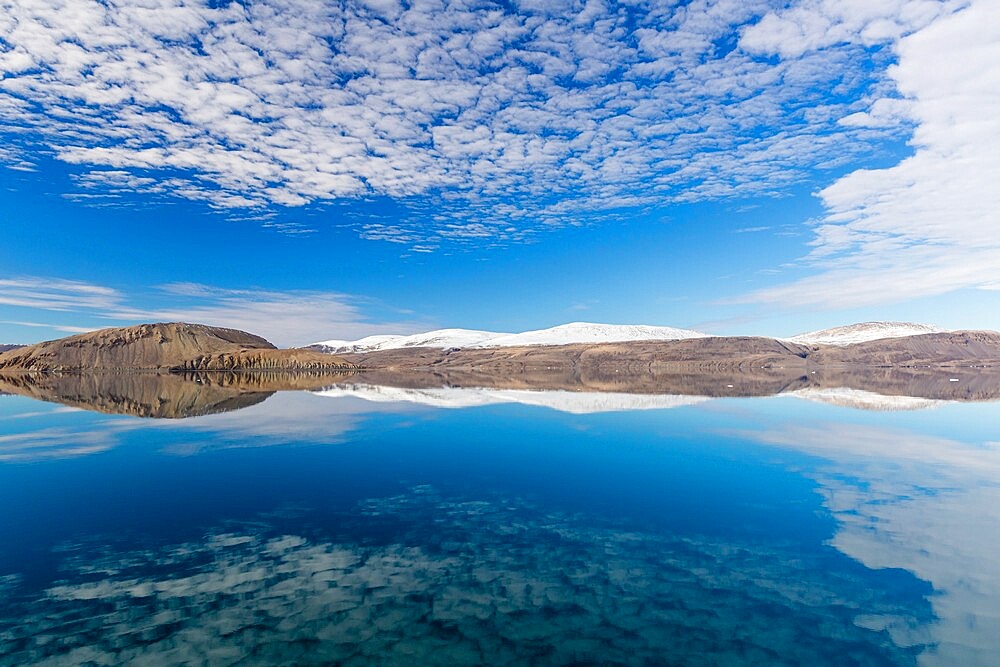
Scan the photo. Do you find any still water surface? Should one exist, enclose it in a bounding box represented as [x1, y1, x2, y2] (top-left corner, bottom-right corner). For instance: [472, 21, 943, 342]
[0, 384, 998, 665]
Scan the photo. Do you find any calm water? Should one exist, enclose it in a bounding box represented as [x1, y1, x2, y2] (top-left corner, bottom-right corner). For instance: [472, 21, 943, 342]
[1, 384, 998, 665]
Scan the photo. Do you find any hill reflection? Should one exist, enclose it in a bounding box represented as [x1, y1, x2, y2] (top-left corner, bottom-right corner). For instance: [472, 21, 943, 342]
[2, 366, 999, 418]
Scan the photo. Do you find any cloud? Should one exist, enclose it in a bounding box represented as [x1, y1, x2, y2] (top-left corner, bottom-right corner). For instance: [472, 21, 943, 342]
[738, 0, 1000, 309]
[0, 0, 921, 246]
[739, 0, 963, 57]
[0, 275, 426, 346]
[116, 283, 423, 346]
[0, 320, 99, 334]
[0, 277, 123, 311]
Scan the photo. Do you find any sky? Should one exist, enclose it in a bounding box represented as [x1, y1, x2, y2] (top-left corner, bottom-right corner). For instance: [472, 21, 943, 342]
[0, 0, 997, 346]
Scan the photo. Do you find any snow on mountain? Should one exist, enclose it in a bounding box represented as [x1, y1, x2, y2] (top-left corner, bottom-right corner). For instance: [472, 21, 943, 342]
[787, 322, 944, 346]
[312, 322, 709, 352]
[473, 322, 709, 348]
[314, 384, 710, 414]
[313, 329, 504, 353]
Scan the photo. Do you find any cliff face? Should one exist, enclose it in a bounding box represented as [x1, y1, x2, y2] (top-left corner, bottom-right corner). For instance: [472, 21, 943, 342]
[0, 323, 353, 372]
[174, 348, 357, 371]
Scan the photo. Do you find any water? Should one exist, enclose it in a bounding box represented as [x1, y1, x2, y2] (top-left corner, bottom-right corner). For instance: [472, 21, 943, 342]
[0, 379, 998, 665]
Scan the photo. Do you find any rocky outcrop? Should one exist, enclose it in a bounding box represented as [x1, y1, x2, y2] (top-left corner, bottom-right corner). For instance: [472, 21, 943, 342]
[175, 348, 356, 372]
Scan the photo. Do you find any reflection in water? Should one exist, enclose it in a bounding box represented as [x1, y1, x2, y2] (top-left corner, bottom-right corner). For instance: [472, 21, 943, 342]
[0, 378, 999, 664]
[0, 488, 928, 666]
[0, 371, 358, 419]
[742, 420, 1000, 665]
[2, 366, 1000, 419]
[316, 383, 710, 413]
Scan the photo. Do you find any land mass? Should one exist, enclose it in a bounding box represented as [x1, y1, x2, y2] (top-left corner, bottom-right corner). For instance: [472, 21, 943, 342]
[3, 323, 1000, 376]
[0, 323, 355, 372]
[3, 323, 1000, 418]
[329, 330, 1000, 372]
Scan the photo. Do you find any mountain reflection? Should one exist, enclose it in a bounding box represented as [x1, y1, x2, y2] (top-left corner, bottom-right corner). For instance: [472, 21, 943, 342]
[2, 366, 1000, 418]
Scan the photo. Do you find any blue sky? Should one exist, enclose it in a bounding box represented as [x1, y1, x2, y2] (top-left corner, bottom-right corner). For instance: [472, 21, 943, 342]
[1, 0, 997, 346]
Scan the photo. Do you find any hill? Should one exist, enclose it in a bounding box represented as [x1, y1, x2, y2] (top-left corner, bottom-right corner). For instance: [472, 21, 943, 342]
[0, 323, 354, 372]
[312, 322, 709, 353]
[787, 321, 943, 346]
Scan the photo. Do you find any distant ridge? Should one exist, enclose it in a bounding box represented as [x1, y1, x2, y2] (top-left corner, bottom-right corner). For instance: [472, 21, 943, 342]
[787, 322, 944, 346]
[313, 322, 709, 353]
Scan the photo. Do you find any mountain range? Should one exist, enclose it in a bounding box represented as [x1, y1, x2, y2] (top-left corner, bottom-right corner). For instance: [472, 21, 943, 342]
[311, 321, 945, 353]
[312, 322, 709, 353]
[3, 321, 998, 379]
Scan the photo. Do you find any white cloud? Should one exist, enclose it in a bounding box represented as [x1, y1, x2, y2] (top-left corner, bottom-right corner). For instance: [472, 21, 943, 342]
[0, 0, 918, 245]
[0, 276, 426, 346]
[0, 320, 99, 334]
[114, 283, 422, 346]
[739, 0, 963, 57]
[740, 0, 1000, 309]
[0, 277, 123, 311]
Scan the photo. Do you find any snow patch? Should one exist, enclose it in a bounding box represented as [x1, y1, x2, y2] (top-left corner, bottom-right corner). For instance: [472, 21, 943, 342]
[313, 322, 709, 353]
[787, 322, 944, 346]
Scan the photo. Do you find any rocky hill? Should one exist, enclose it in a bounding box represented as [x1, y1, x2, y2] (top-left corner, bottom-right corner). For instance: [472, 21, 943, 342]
[808, 330, 1000, 367]
[0, 323, 354, 372]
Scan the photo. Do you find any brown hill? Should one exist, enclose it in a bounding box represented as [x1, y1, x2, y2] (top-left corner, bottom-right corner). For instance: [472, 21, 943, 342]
[808, 331, 1000, 367]
[338, 336, 810, 373]
[0, 344, 23, 354]
[336, 331, 1000, 372]
[0, 323, 354, 372]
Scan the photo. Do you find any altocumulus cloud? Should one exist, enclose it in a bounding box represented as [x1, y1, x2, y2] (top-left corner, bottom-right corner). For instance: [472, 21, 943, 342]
[0, 0, 935, 245]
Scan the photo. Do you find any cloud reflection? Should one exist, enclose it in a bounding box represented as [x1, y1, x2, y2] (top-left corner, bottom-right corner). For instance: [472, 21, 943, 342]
[740, 420, 1000, 665]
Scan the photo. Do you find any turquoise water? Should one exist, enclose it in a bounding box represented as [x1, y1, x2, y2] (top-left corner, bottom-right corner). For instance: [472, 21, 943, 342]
[1, 389, 998, 665]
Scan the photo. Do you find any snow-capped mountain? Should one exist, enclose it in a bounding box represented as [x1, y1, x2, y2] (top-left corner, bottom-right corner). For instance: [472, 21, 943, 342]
[312, 322, 710, 353]
[787, 322, 944, 346]
[313, 329, 502, 354]
[476, 322, 709, 347]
